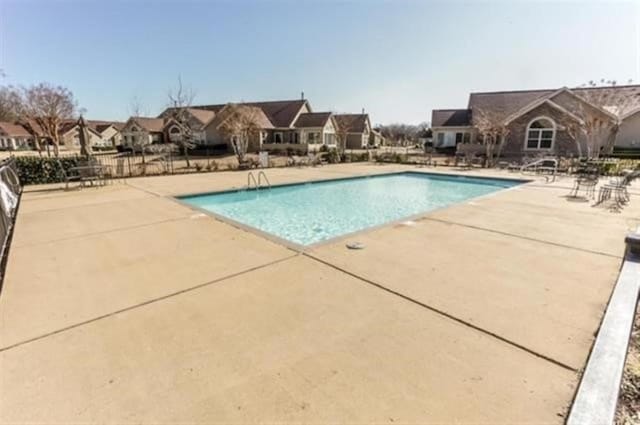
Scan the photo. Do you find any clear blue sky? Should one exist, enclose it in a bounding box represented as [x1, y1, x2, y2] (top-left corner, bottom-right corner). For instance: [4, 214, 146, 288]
[1, 0, 638, 125]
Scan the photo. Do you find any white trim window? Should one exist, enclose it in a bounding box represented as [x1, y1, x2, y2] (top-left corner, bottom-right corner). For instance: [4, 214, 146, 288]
[307, 132, 320, 144]
[525, 117, 555, 150]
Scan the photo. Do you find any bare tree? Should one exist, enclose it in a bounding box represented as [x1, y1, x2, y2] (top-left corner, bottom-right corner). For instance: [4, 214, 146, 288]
[377, 123, 420, 146]
[0, 85, 23, 122]
[561, 80, 640, 159]
[127, 96, 152, 168]
[334, 118, 352, 159]
[21, 83, 78, 156]
[219, 104, 262, 167]
[167, 77, 197, 168]
[473, 108, 510, 167]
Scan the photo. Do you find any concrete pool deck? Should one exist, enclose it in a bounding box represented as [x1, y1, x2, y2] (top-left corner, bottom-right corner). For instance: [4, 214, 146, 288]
[1, 163, 638, 423]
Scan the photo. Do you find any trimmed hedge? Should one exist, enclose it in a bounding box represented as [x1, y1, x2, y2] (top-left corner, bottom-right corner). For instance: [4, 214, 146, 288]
[15, 155, 82, 185]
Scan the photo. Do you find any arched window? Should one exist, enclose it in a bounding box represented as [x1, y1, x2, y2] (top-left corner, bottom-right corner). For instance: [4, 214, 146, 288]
[169, 126, 181, 134]
[525, 117, 555, 150]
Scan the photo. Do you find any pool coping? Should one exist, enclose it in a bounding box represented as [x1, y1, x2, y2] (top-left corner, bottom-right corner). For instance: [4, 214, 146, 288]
[172, 170, 532, 252]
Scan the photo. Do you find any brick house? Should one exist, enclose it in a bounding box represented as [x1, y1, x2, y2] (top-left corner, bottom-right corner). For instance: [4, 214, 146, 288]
[432, 85, 640, 158]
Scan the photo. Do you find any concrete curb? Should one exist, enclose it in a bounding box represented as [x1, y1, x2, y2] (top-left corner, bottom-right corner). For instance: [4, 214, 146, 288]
[567, 232, 640, 425]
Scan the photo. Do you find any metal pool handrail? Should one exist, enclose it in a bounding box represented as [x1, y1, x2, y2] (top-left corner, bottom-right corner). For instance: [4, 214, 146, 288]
[247, 171, 271, 190]
[247, 172, 259, 190]
[258, 171, 271, 189]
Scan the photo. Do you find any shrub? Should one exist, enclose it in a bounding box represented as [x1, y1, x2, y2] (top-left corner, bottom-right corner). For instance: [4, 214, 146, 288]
[15, 155, 82, 185]
[324, 148, 340, 164]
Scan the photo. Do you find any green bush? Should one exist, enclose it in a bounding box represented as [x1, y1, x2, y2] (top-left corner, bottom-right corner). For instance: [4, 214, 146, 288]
[15, 155, 82, 185]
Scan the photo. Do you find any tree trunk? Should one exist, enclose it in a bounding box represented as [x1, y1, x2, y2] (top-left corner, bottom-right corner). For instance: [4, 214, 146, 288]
[182, 142, 191, 168]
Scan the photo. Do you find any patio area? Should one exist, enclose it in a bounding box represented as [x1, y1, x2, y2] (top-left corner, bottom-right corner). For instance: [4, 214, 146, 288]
[1, 163, 638, 423]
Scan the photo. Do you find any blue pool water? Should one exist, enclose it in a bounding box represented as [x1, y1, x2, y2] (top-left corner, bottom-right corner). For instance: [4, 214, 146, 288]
[180, 172, 521, 246]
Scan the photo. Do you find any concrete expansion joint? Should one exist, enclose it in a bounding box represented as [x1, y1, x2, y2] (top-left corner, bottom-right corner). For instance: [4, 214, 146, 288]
[0, 254, 299, 353]
[303, 252, 577, 373]
[423, 217, 623, 260]
[11, 216, 193, 249]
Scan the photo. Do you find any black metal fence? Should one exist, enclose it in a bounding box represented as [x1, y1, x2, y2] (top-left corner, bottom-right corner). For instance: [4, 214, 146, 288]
[0, 157, 22, 290]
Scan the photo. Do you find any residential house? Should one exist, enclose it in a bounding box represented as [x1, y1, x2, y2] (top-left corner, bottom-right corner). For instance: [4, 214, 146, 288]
[194, 99, 311, 150]
[431, 110, 472, 150]
[0, 122, 34, 150]
[617, 108, 640, 148]
[202, 104, 273, 151]
[60, 121, 104, 150]
[158, 108, 216, 146]
[120, 117, 165, 148]
[152, 98, 372, 153]
[431, 85, 640, 158]
[288, 112, 337, 152]
[137, 98, 376, 154]
[92, 122, 123, 147]
[333, 114, 372, 149]
[369, 129, 386, 147]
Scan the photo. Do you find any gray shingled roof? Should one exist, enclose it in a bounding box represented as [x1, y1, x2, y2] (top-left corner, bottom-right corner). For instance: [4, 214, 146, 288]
[294, 112, 332, 128]
[194, 100, 308, 128]
[333, 114, 369, 133]
[431, 109, 471, 127]
[132, 117, 165, 132]
[466, 85, 640, 123]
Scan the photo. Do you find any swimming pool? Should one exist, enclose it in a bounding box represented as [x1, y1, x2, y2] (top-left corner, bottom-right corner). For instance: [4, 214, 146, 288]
[179, 172, 523, 247]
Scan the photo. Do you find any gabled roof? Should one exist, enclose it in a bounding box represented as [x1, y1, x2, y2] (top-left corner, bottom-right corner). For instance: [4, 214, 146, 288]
[187, 108, 216, 126]
[94, 123, 116, 133]
[333, 114, 370, 133]
[621, 106, 640, 121]
[86, 120, 124, 132]
[0, 122, 31, 137]
[467, 84, 640, 124]
[207, 104, 274, 131]
[294, 112, 332, 128]
[128, 117, 165, 132]
[59, 121, 103, 138]
[159, 108, 216, 127]
[194, 99, 309, 128]
[431, 109, 471, 127]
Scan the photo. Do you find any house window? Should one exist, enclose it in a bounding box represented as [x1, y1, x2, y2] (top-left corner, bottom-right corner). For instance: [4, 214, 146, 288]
[525, 117, 555, 150]
[324, 133, 335, 145]
[307, 132, 320, 144]
[463, 133, 471, 144]
[274, 132, 283, 144]
[455, 133, 463, 144]
[436, 133, 444, 146]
